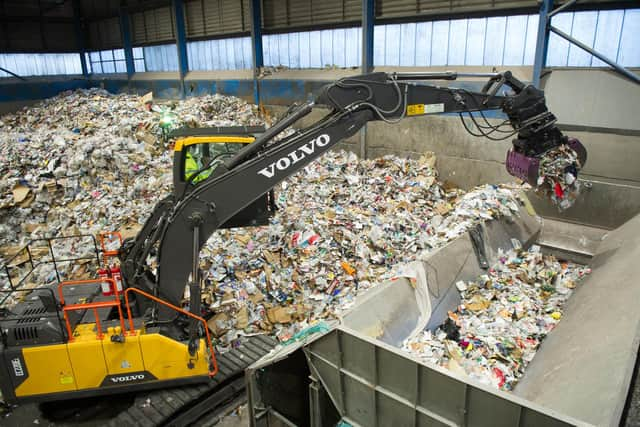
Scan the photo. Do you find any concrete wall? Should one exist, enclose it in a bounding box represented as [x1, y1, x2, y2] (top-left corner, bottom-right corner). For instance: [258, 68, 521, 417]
[543, 68, 640, 131]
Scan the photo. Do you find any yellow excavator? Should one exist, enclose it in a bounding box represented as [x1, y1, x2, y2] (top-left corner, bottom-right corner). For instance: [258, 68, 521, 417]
[0, 71, 586, 406]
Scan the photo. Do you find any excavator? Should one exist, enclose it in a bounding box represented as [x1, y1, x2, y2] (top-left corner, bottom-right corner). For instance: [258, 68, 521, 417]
[0, 71, 587, 411]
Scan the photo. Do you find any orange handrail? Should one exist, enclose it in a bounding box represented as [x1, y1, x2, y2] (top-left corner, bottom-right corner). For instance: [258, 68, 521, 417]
[57, 278, 126, 341]
[99, 231, 123, 259]
[123, 287, 218, 377]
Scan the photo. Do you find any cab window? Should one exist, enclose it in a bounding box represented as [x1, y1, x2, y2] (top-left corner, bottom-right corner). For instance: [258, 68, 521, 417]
[183, 142, 244, 184]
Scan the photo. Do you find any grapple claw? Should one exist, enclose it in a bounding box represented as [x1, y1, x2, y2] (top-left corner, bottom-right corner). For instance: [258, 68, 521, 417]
[506, 137, 587, 210]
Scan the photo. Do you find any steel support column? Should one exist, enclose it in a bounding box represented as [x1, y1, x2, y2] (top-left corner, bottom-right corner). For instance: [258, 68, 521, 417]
[532, 0, 553, 88]
[360, 0, 375, 159]
[362, 0, 374, 74]
[72, 0, 88, 77]
[173, 0, 189, 97]
[250, 0, 264, 105]
[120, 8, 135, 79]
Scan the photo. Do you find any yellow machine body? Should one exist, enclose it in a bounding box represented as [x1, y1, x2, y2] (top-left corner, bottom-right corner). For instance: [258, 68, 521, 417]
[10, 323, 210, 402]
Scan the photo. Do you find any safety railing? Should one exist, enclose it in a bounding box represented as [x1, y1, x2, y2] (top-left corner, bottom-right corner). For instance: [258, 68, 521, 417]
[0, 235, 101, 305]
[55, 279, 218, 377]
[57, 278, 126, 342]
[123, 287, 218, 377]
[99, 231, 123, 261]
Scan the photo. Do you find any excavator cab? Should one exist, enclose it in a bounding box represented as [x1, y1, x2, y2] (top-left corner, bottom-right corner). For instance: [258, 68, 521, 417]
[170, 126, 276, 228]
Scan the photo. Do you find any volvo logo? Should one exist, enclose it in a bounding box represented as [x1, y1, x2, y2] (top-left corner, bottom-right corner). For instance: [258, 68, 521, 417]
[257, 134, 330, 178]
[110, 374, 146, 383]
[101, 371, 156, 387]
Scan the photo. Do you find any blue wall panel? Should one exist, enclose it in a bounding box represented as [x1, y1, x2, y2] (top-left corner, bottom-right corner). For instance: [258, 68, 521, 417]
[0, 79, 89, 101]
[95, 78, 129, 94]
[217, 80, 253, 100]
[259, 79, 328, 105]
[185, 80, 217, 97]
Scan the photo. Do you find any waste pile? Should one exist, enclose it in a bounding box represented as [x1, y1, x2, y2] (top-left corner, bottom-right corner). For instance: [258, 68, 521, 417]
[0, 89, 266, 303]
[402, 246, 590, 391]
[0, 88, 265, 245]
[202, 150, 525, 345]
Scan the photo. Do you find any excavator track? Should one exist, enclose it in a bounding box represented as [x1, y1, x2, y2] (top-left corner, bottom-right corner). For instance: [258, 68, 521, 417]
[6, 334, 278, 426]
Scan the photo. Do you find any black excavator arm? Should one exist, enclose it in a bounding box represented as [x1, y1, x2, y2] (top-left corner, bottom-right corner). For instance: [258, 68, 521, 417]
[120, 71, 587, 332]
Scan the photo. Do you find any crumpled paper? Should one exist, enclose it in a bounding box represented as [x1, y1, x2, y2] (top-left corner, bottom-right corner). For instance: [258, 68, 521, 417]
[0, 88, 267, 248]
[199, 150, 528, 347]
[536, 144, 582, 210]
[0, 89, 269, 306]
[402, 245, 590, 390]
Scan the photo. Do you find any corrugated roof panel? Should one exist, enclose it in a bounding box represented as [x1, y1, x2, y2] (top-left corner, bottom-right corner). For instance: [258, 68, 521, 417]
[43, 1, 73, 18]
[130, 12, 148, 45]
[185, 0, 206, 38]
[262, 0, 362, 30]
[344, 0, 362, 21]
[220, 0, 245, 33]
[4, 2, 41, 16]
[311, 0, 347, 25]
[376, 0, 539, 18]
[43, 22, 77, 51]
[262, 0, 289, 29]
[87, 17, 122, 50]
[288, 1, 312, 27]
[6, 22, 43, 51]
[242, 0, 251, 31]
[150, 6, 175, 42]
[203, 0, 223, 34]
[130, 6, 175, 45]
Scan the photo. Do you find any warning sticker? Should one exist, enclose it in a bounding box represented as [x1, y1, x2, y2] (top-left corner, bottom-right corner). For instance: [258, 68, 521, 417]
[407, 104, 425, 116]
[407, 103, 445, 116]
[425, 103, 445, 114]
[60, 375, 74, 385]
